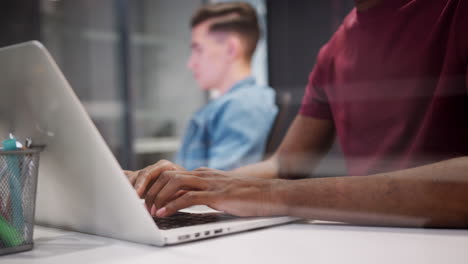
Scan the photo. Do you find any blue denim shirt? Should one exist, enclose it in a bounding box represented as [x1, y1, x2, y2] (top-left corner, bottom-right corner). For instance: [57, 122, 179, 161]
[175, 77, 277, 170]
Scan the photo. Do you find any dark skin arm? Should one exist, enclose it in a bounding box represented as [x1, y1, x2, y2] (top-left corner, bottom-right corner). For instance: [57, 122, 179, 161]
[140, 115, 468, 228]
[127, 115, 468, 228]
[146, 156, 468, 228]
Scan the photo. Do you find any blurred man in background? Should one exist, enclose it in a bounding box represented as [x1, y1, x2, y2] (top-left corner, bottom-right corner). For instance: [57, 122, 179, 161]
[174, 2, 277, 171]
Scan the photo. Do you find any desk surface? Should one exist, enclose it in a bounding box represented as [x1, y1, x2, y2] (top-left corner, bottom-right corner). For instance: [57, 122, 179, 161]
[3, 223, 468, 264]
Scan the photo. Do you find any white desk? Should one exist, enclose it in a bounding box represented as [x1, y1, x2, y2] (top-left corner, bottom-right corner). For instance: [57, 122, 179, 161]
[3, 223, 468, 264]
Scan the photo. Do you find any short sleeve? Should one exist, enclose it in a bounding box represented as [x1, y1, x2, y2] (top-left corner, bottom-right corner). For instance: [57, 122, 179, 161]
[299, 46, 333, 120]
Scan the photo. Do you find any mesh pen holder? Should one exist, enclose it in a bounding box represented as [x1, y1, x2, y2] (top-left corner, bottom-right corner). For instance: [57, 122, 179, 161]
[0, 148, 42, 255]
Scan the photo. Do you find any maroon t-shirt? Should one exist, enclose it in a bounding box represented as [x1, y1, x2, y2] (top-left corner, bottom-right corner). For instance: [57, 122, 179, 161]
[300, 0, 468, 176]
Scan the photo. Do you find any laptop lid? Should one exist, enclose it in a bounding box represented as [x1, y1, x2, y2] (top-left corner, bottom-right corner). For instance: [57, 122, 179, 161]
[0, 41, 165, 246]
[0, 41, 297, 246]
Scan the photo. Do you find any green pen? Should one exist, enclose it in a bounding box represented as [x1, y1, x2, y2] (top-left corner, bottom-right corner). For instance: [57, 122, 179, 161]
[2, 134, 24, 242]
[0, 215, 23, 247]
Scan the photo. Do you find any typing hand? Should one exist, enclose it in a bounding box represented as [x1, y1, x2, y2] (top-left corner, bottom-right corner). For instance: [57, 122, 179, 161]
[123, 160, 186, 198]
[144, 168, 288, 218]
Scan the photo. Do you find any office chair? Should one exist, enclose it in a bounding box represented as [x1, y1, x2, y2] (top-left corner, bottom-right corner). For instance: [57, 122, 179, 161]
[264, 91, 293, 158]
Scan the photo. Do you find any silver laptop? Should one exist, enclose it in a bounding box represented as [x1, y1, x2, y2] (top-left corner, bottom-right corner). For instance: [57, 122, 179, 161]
[0, 41, 297, 246]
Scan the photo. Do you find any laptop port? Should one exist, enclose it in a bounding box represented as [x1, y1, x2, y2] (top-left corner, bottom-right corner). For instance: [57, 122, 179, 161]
[178, 235, 191, 241]
[204, 231, 210, 236]
[214, 229, 223, 234]
[194, 233, 200, 238]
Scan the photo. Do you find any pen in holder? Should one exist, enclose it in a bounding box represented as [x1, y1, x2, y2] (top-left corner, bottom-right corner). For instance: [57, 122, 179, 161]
[2, 138, 24, 236]
[0, 145, 43, 255]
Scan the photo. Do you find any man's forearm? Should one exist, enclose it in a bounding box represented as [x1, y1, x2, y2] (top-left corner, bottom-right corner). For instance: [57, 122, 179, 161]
[275, 157, 468, 228]
[230, 156, 280, 179]
[230, 116, 335, 180]
[230, 151, 325, 180]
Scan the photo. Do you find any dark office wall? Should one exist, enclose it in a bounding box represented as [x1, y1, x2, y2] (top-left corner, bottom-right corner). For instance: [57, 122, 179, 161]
[0, 0, 41, 47]
[267, 0, 353, 109]
[268, 1, 329, 95]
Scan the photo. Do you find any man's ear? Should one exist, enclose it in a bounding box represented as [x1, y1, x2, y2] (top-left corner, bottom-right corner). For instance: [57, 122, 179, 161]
[226, 36, 242, 61]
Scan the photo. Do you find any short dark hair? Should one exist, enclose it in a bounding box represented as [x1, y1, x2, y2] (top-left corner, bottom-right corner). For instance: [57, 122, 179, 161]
[191, 2, 260, 61]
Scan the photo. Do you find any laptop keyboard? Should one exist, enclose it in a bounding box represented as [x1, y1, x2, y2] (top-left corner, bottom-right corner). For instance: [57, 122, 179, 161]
[153, 212, 236, 230]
